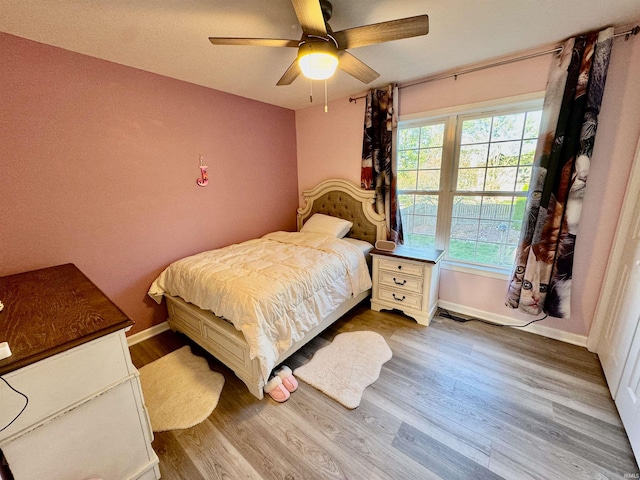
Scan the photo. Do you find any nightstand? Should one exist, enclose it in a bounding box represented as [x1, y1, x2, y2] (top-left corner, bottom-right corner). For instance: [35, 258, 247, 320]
[370, 245, 444, 326]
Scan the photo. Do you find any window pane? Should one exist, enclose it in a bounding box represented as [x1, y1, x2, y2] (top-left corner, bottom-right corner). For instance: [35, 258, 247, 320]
[459, 144, 488, 168]
[502, 245, 517, 264]
[452, 196, 482, 219]
[398, 149, 419, 170]
[412, 214, 437, 238]
[451, 218, 479, 240]
[524, 111, 542, 139]
[480, 197, 512, 221]
[398, 194, 416, 215]
[521, 140, 537, 165]
[491, 113, 525, 142]
[449, 239, 477, 261]
[399, 194, 416, 233]
[485, 166, 518, 191]
[398, 122, 445, 195]
[419, 148, 442, 169]
[476, 243, 506, 266]
[457, 168, 486, 191]
[488, 141, 521, 166]
[461, 118, 491, 144]
[417, 170, 441, 190]
[401, 194, 438, 250]
[479, 220, 510, 242]
[516, 166, 532, 191]
[420, 124, 444, 148]
[508, 224, 522, 244]
[510, 197, 527, 229]
[397, 170, 418, 190]
[457, 110, 541, 196]
[399, 128, 420, 149]
[449, 194, 524, 266]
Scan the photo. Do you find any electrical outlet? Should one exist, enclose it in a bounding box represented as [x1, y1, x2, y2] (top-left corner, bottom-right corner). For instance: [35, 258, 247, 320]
[0, 342, 12, 360]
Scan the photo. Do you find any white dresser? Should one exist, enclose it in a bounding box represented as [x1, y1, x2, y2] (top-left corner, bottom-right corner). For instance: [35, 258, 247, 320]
[370, 246, 444, 326]
[0, 264, 160, 480]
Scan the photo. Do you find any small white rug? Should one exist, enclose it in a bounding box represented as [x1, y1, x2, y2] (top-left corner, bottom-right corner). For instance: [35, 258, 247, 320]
[294, 331, 392, 409]
[139, 346, 225, 432]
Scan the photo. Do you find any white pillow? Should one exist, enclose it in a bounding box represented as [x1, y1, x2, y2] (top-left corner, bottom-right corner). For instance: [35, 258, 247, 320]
[301, 214, 353, 238]
[341, 237, 374, 255]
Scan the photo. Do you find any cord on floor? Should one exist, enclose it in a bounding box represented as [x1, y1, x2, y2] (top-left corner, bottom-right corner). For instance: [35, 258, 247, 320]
[438, 309, 548, 328]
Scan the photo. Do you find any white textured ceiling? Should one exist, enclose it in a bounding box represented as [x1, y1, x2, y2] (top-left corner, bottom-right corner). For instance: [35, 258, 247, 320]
[1, 0, 640, 110]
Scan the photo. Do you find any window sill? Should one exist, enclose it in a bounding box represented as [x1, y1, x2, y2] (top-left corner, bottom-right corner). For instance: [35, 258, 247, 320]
[441, 260, 511, 280]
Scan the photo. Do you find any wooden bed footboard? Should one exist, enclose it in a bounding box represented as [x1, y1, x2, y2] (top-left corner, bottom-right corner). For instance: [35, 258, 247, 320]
[165, 290, 370, 399]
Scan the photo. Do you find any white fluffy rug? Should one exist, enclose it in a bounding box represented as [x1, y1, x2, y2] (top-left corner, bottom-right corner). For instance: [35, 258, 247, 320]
[294, 331, 392, 409]
[139, 346, 225, 432]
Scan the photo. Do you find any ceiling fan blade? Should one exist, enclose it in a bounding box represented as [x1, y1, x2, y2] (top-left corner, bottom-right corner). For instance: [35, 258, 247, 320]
[333, 15, 429, 50]
[338, 51, 380, 84]
[291, 0, 327, 36]
[209, 37, 300, 48]
[276, 59, 302, 86]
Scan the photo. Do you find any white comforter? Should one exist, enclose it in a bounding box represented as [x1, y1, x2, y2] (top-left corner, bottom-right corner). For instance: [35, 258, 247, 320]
[148, 231, 372, 381]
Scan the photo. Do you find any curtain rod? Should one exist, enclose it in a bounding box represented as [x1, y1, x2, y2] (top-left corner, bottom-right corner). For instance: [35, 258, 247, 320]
[349, 25, 639, 103]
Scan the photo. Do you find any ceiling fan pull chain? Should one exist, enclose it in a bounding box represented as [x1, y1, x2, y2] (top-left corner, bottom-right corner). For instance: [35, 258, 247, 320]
[309, 79, 313, 103]
[324, 80, 328, 113]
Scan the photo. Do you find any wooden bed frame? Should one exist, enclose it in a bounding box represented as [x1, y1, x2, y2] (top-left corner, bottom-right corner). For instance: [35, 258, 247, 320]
[164, 179, 387, 399]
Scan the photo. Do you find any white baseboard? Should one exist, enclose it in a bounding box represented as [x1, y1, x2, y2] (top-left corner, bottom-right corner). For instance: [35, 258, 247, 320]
[126, 303, 588, 348]
[126, 321, 170, 347]
[437, 300, 588, 348]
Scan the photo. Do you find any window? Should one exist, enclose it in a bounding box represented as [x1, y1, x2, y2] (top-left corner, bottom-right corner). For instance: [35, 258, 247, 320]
[397, 96, 543, 273]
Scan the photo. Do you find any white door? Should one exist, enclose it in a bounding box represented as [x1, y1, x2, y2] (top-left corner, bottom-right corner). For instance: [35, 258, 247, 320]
[616, 313, 640, 459]
[597, 192, 640, 396]
[591, 137, 640, 463]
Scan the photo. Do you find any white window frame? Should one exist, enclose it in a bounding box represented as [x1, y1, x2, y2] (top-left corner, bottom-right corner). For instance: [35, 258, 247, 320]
[397, 92, 545, 279]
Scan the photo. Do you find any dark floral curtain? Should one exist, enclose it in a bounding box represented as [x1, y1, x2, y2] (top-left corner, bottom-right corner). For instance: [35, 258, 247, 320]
[506, 27, 614, 318]
[361, 84, 403, 243]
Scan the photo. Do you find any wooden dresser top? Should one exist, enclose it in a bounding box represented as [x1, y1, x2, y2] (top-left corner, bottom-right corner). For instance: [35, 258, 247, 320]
[0, 264, 133, 375]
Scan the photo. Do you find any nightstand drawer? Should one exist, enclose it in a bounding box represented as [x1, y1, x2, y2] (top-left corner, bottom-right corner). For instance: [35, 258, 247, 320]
[378, 258, 424, 277]
[378, 287, 423, 310]
[378, 271, 422, 294]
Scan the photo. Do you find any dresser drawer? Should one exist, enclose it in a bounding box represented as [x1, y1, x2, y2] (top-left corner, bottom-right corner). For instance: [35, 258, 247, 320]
[3, 376, 158, 480]
[378, 258, 424, 277]
[377, 287, 423, 310]
[378, 271, 423, 294]
[0, 331, 134, 443]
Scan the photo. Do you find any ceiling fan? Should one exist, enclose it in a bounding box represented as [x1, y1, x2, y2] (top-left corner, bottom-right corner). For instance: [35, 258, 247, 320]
[208, 0, 429, 86]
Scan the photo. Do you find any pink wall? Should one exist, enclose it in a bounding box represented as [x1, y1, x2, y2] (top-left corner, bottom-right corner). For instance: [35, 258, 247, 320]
[295, 97, 366, 195]
[0, 33, 298, 335]
[296, 34, 640, 339]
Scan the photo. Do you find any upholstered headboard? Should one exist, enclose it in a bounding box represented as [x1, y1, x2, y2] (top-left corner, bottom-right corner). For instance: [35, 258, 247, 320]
[297, 179, 387, 245]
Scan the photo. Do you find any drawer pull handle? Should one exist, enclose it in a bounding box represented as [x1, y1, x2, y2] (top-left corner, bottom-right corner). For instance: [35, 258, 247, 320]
[392, 294, 406, 302]
[393, 278, 407, 286]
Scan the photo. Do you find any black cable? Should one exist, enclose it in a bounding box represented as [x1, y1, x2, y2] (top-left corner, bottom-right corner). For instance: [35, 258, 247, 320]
[0, 376, 28, 432]
[439, 308, 548, 328]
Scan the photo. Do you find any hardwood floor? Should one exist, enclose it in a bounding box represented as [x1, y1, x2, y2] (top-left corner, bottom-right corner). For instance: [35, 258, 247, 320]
[129, 303, 639, 479]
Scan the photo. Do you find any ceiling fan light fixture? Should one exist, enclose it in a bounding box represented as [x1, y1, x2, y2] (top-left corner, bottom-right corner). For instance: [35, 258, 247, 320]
[297, 41, 339, 80]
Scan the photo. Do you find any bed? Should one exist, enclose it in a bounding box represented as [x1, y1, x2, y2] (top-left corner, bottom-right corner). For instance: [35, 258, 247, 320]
[148, 179, 387, 399]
